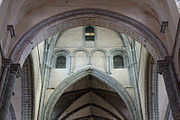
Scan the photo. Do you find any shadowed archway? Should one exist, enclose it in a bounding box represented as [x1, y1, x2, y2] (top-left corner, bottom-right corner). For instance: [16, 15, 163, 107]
[51, 76, 132, 120]
[44, 67, 137, 120]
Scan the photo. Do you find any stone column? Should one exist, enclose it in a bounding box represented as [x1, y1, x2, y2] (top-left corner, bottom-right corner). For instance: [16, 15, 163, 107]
[0, 59, 21, 120]
[70, 55, 74, 73]
[157, 57, 180, 120]
[151, 63, 159, 120]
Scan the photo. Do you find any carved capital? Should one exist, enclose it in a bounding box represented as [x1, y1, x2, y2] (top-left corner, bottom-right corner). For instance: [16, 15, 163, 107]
[128, 62, 137, 69]
[158, 56, 180, 119]
[157, 56, 173, 74]
[10, 64, 21, 78]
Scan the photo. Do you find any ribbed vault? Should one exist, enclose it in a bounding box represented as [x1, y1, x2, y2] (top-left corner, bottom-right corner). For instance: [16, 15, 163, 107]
[51, 75, 132, 120]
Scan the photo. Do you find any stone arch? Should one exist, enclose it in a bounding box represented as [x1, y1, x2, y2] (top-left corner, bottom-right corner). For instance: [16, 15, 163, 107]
[109, 48, 126, 55]
[109, 48, 128, 59]
[72, 48, 90, 71]
[90, 48, 107, 57]
[110, 48, 128, 68]
[43, 66, 137, 120]
[51, 49, 71, 68]
[53, 49, 71, 56]
[9, 8, 168, 66]
[72, 48, 90, 57]
[90, 48, 108, 72]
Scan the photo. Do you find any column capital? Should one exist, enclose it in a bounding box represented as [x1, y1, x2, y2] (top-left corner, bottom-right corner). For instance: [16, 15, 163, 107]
[10, 64, 21, 78]
[157, 56, 180, 119]
[2, 58, 21, 78]
[157, 56, 173, 74]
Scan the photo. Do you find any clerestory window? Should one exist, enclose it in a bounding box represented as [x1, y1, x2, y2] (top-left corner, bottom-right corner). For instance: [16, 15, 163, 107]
[113, 55, 124, 68]
[56, 56, 66, 68]
[85, 26, 95, 41]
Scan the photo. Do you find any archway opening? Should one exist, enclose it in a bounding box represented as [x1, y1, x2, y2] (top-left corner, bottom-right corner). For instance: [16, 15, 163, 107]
[12, 25, 159, 120]
[9, 9, 168, 120]
[51, 75, 131, 120]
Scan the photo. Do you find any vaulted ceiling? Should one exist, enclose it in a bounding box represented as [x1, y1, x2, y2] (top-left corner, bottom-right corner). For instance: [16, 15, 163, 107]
[51, 75, 131, 120]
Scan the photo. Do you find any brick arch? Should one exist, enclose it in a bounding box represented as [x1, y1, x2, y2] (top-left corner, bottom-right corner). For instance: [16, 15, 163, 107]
[9, 8, 168, 66]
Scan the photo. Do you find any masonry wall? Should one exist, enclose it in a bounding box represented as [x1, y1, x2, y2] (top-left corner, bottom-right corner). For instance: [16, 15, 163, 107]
[0, 0, 180, 120]
[47, 27, 132, 102]
[11, 78, 21, 120]
[158, 75, 169, 120]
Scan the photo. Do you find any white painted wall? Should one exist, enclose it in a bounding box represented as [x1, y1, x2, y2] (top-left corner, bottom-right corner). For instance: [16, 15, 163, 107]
[92, 51, 106, 72]
[31, 41, 44, 120]
[74, 51, 88, 71]
[56, 27, 124, 47]
[158, 75, 169, 120]
[96, 27, 124, 47]
[137, 45, 148, 120]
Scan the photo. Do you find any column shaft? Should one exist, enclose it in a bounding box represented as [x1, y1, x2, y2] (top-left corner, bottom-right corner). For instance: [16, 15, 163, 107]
[158, 57, 180, 120]
[0, 59, 21, 120]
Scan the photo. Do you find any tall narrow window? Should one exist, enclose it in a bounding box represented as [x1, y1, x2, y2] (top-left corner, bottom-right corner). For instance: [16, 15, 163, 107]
[85, 26, 95, 41]
[56, 56, 66, 68]
[113, 55, 124, 68]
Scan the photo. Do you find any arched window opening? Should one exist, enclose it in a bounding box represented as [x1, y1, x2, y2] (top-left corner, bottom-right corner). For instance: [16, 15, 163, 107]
[113, 55, 124, 68]
[56, 56, 66, 68]
[85, 26, 95, 41]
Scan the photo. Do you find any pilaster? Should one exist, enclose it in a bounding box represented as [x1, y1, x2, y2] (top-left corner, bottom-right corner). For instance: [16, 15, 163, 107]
[157, 56, 180, 120]
[0, 59, 21, 120]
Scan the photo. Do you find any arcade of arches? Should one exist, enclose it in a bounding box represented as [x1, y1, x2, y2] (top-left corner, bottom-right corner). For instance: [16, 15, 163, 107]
[0, 0, 180, 120]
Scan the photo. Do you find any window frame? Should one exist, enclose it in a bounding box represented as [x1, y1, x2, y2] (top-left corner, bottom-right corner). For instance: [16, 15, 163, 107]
[110, 50, 127, 70]
[83, 26, 97, 46]
[53, 51, 69, 69]
[113, 55, 124, 69]
[84, 26, 95, 41]
[56, 55, 67, 69]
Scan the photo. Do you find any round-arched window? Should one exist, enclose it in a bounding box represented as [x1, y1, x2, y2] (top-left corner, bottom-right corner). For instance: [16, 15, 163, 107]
[56, 56, 66, 68]
[85, 26, 95, 41]
[113, 55, 124, 68]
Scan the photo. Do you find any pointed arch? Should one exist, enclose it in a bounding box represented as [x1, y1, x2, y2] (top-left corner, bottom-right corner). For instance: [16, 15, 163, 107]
[43, 66, 137, 120]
